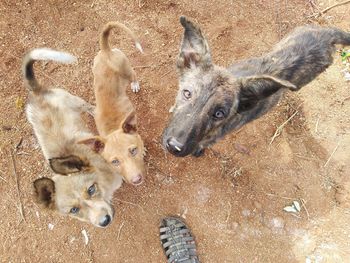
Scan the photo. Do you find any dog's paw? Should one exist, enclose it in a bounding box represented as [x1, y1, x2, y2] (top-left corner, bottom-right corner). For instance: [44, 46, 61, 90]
[192, 147, 205, 157]
[131, 81, 140, 93]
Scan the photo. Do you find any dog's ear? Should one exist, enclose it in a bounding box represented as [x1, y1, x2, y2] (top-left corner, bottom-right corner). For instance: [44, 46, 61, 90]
[77, 137, 105, 153]
[121, 111, 137, 134]
[49, 155, 87, 175]
[177, 16, 212, 71]
[237, 75, 297, 113]
[33, 178, 56, 209]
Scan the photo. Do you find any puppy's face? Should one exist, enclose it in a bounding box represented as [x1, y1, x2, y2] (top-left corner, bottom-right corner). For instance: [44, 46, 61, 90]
[79, 111, 146, 185]
[162, 17, 297, 157]
[103, 131, 145, 185]
[34, 155, 119, 228]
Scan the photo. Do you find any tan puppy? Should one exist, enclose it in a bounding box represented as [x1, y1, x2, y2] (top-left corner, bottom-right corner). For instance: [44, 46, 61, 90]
[80, 22, 146, 186]
[24, 48, 123, 227]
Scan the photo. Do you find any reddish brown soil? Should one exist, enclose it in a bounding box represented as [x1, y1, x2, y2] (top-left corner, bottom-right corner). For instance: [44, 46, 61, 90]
[1, 0, 349, 262]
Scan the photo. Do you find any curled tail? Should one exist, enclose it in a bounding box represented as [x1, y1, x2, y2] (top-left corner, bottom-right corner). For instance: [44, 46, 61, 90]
[22, 48, 77, 93]
[100, 21, 143, 53]
[330, 28, 350, 46]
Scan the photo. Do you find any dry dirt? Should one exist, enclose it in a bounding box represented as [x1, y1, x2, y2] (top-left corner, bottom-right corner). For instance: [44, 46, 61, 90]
[1, 0, 350, 262]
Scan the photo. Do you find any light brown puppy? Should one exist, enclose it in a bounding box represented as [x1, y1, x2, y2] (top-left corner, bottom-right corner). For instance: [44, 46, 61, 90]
[80, 22, 146, 186]
[24, 48, 123, 228]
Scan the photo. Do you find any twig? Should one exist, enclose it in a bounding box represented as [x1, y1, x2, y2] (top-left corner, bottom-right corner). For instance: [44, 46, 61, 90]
[134, 65, 156, 69]
[270, 110, 299, 145]
[117, 221, 125, 240]
[324, 141, 340, 167]
[114, 198, 145, 212]
[320, 0, 350, 15]
[225, 202, 232, 223]
[160, 69, 172, 78]
[0, 169, 7, 182]
[264, 192, 295, 200]
[308, 0, 322, 13]
[308, 0, 350, 17]
[290, 213, 302, 219]
[315, 117, 320, 133]
[10, 150, 26, 222]
[300, 198, 310, 220]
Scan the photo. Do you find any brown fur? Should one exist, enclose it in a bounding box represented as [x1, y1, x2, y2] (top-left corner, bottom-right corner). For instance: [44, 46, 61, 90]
[24, 48, 123, 227]
[81, 21, 145, 185]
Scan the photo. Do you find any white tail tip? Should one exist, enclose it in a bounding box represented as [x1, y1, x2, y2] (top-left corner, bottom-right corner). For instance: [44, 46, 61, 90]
[135, 42, 143, 53]
[29, 48, 77, 64]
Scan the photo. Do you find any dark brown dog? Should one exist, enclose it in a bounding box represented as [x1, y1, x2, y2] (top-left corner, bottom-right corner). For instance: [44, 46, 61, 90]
[162, 16, 350, 157]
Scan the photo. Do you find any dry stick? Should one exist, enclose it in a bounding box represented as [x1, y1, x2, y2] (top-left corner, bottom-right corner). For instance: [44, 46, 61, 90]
[264, 192, 295, 200]
[117, 221, 125, 240]
[134, 65, 157, 69]
[114, 198, 145, 212]
[320, 0, 350, 15]
[300, 198, 310, 220]
[0, 175, 7, 182]
[226, 202, 232, 223]
[160, 69, 172, 78]
[10, 150, 26, 222]
[0, 169, 7, 182]
[324, 141, 341, 167]
[308, 0, 322, 13]
[270, 109, 299, 145]
[315, 117, 320, 133]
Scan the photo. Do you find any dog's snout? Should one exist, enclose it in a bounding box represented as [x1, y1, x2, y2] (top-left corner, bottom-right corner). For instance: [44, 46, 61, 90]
[99, 214, 111, 227]
[131, 174, 143, 185]
[166, 137, 184, 154]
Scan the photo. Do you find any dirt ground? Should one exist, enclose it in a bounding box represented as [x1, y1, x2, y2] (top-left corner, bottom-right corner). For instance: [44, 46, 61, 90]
[1, 0, 350, 262]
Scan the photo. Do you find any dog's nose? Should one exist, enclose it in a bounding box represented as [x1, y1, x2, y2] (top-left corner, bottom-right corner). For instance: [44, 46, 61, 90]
[166, 137, 184, 154]
[99, 215, 111, 227]
[131, 174, 143, 185]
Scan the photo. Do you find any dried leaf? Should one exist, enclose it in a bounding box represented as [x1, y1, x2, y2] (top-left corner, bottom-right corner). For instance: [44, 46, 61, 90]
[293, 201, 301, 212]
[283, 206, 297, 213]
[15, 97, 25, 110]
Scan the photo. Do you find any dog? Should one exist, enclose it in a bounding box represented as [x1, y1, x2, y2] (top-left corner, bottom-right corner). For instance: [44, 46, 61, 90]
[79, 22, 146, 186]
[162, 16, 350, 157]
[24, 48, 123, 227]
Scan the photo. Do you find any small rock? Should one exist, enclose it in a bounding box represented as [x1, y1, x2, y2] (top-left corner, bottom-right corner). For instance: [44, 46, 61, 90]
[81, 229, 89, 245]
[253, 201, 262, 210]
[2, 125, 12, 131]
[242, 209, 251, 217]
[271, 217, 285, 229]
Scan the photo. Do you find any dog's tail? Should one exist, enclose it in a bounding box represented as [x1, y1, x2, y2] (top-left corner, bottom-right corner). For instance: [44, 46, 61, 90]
[100, 21, 143, 53]
[23, 48, 77, 93]
[330, 28, 350, 46]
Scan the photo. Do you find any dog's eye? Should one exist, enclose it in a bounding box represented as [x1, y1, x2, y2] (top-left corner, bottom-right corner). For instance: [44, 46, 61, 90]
[87, 184, 96, 196]
[70, 207, 79, 214]
[111, 159, 120, 166]
[130, 147, 138, 156]
[213, 109, 226, 120]
[182, 89, 192, 100]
